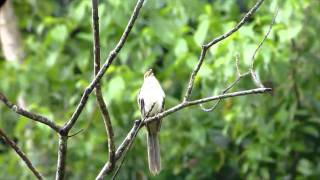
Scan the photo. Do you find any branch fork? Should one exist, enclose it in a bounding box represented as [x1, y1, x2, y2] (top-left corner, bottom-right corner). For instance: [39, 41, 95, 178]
[0, 0, 278, 179]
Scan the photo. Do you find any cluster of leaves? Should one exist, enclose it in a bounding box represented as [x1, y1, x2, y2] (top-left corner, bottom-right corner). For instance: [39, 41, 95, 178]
[0, 0, 319, 179]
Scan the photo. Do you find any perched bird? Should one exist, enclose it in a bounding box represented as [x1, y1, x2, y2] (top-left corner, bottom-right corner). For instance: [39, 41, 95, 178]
[137, 69, 165, 175]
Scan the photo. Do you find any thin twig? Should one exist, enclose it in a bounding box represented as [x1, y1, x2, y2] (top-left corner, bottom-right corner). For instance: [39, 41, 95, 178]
[62, 0, 145, 134]
[250, 7, 278, 71]
[183, 0, 265, 101]
[55, 135, 68, 180]
[92, 0, 115, 169]
[198, 4, 278, 112]
[0, 128, 44, 180]
[206, 0, 265, 48]
[0, 92, 60, 132]
[68, 128, 84, 138]
[200, 55, 244, 112]
[250, 7, 278, 88]
[200, 71, 250, 112]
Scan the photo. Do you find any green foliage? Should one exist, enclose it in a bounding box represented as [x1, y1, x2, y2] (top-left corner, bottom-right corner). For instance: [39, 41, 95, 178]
[0, 0, 319, 179]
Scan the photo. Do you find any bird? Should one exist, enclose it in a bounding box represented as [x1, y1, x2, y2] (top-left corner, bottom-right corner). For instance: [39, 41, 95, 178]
[137, 69, 165, 175]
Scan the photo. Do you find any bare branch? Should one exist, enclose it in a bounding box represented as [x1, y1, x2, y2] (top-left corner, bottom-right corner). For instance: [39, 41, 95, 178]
[113, 87, 271, 164]
[200, 55, 246, 112]
[155, 87, 271, 123]
[200, 71, 250, 112]
[183, 47, 207, 101]
[186, 88, 271, 106]
[96, 120, 141, 180]
[92, 0, 115, 169]
[0, 92, 60, 132]
[94, 0, 272, 177]
[115, 120, 141, 160]
[0, 128, 43, 180]
[199, 5, 278, 112]
[53, 1, 146, 179]
[62, 0, 145, 134]
[55, 135, 68, 180]
[96, 103, 157, 179]
[250, 7, 278, 71]
[96, 121, 141, 179]
[183, 0, 265, 101]
[0, 0, 274, 179]
[206, 0, 265, 48]
[250, 7, 278, 87]
[111, 103, 156, 180]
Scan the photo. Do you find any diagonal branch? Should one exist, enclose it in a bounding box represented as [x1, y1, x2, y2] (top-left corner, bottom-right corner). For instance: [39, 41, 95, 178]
[205, 0, 265, 49]
[62, 0, 145, 134]
[92, 0, 115, 169]
[0, 128, 44, 180]
[250, 7, 279, 88]
[110, 103, 156, 180]
[96, 121, 140, 178]
[113, 87, 271, 162]
[183, 0, 265, 101]
[96, 103, 156, 179]
[0, 92, 60, 132]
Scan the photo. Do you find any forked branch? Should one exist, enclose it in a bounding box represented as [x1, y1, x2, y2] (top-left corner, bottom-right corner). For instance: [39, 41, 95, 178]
[62, 0, 145, 133]
[0, 0, 276, 179]
[95, 0, 275, 179]
[183, 0, 265, 101]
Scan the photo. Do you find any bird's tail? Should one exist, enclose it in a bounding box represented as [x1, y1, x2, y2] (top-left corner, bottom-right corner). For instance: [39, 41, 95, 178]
[147, 131, 161, 175]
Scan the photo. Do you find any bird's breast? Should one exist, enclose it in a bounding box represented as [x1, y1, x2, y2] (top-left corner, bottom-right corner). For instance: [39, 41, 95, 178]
[142, 91, 163, 116]
[139, 80, 164, 116]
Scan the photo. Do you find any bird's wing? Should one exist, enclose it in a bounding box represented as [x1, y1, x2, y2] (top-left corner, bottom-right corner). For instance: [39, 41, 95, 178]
[156, 96, 165, 131]
[161, 96, 165, 112]
[137, 91, 146, 119]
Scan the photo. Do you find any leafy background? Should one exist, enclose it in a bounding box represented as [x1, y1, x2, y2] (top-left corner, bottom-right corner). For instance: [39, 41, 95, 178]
[0, 0, 319, 179]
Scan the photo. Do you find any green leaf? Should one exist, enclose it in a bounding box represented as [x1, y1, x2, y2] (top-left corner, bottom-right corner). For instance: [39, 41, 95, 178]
[49, 25, 68, 43]
[298, 159, 313, 176]
[107, 76, 125, 101]
[301, 126, 319, 137]
[174, 38, 188, 57]
[194, 17, 209, 46]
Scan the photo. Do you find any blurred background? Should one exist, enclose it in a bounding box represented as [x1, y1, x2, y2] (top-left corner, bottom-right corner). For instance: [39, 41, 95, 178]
[0, 0, 319, 179]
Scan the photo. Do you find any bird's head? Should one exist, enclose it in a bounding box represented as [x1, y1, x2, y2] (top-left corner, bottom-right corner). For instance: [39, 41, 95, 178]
[144, 69, 154, 79]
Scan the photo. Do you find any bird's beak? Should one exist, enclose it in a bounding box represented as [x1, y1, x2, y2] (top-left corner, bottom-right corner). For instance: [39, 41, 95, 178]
[144, 69, 154, 78]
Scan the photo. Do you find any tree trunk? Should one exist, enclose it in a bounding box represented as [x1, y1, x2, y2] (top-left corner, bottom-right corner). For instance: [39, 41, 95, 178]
[0, 0, 24, 62]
